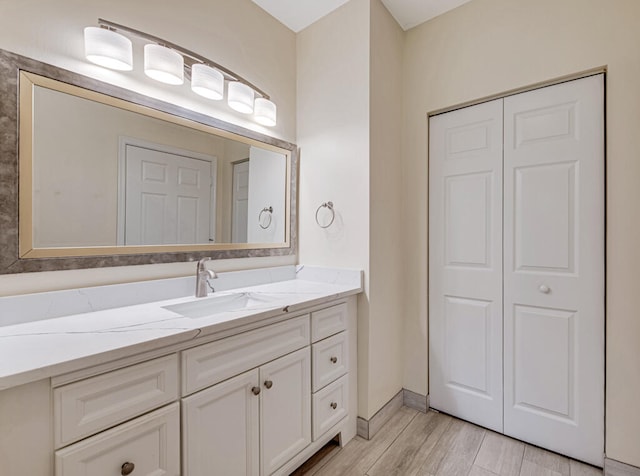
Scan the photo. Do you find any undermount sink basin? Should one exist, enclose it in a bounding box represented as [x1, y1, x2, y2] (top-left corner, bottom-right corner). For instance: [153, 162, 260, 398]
[163, 292, 283, 319]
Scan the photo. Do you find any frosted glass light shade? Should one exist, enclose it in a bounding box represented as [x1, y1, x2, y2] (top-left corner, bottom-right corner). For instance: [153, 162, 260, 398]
[254, 98, 277, 127]
[144, 44, 184, 85]
[84, 27, 133, 71]
[191, 64, 224, 100]
[228, 82, 254, 114]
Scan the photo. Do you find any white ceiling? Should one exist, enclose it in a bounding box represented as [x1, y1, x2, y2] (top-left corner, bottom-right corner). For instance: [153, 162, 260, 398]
[252, 0, 474, 32]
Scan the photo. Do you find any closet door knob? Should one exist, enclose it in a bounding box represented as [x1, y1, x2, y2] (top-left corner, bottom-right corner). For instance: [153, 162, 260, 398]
[539, 284, 551, 294]
[251, 386, 261, 396]
[330, 356, 338, 364]
[330, 402, 338, 410]
[264, 380, 273, 389]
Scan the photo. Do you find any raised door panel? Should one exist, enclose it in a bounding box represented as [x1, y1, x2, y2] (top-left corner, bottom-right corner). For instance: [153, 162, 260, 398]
[260, 347, 311, 476]
[429, 99, 504, 432]
[182, 370, 259, 476]
[514, 162, 576, 273]
[55, 403, 180, 476]
[503, 74, 604, 466]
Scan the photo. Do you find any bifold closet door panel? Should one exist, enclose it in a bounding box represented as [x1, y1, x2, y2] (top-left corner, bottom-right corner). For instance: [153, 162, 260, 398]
[428, 99, 504, 432]
[503, 75, 604, 465]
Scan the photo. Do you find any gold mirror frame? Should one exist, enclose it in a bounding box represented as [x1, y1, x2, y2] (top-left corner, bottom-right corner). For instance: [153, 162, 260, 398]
[0, 49, 297, 274]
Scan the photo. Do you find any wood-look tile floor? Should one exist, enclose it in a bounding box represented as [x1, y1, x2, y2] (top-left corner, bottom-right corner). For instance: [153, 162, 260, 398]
[290, 407, 603, 476]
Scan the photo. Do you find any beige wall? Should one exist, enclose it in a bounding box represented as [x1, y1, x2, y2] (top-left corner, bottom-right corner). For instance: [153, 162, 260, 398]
[368, 0, 405, 418]
[297, 0, 405, 420]
[402, 0, 640, 466]
[0, 0, 297, 295]
[297, 0, 373, 417]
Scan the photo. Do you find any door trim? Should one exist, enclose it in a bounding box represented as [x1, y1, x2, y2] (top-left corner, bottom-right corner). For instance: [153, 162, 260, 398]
[428, 66, 606, 118]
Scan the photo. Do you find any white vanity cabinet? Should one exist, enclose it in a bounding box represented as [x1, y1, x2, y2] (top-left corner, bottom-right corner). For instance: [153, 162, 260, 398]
[55, 403, 181, 476]
[181, 313, 311, 475]
[310, 304, 349, 441]
[0, 296, 357, 476]
[260, 347, 311, 475]
[182, 369, 261, 475]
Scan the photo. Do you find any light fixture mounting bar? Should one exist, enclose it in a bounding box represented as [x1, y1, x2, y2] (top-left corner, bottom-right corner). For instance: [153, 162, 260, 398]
[97, 18, 270, 100]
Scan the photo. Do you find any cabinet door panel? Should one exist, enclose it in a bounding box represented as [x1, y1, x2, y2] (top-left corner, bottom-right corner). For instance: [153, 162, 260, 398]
[182, 369, 259, 476]
[260, 347, 311, 475]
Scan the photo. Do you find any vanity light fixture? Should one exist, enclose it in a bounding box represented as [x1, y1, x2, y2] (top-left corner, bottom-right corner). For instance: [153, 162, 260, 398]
[191, 64, 224, 100]
[254, 97, 277, 127]
[144, 44, 184, 85]
[84, 27, 133, 71]
[228, 81, 255, 114]
[84, 19, 277, 126]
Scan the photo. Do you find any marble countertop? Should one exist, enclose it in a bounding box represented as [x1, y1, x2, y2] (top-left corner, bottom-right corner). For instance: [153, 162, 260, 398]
[0, 266, 362, 390]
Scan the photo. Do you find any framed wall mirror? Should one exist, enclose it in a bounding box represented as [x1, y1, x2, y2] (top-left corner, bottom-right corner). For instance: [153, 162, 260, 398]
[0, 49, 297, 274]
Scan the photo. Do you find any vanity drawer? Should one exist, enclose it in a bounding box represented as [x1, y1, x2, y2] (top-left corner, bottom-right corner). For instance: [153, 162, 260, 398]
[312, 331, 348, 392]
[55, 403, 180, 476]
[312, 374, 348, 441]
[53, 354, 179, 448]
[311, 303, 347, 342]
[182, 314, 310, 395]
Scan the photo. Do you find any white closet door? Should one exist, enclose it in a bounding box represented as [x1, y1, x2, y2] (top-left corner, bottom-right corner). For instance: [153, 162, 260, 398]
[429, 99, 504, 432]
[503, 75, 604, 465]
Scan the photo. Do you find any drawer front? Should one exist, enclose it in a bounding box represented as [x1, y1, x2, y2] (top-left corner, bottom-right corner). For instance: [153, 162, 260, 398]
[54, 354, 179, 448]
[182, 314, 310, 395]
[312, 332, 348, 392]
[312, 374, 348, 441]
[311, 303, 347, 342]
[55, 403, 180, 476]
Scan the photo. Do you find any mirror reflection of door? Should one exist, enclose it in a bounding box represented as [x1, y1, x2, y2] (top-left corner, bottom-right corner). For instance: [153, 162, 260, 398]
[247, 147, 287, 243]
[118, 139, 217, 245]
[231, 160, 250, 243]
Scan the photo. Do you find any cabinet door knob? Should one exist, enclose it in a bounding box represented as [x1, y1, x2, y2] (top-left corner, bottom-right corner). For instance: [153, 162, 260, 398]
[330, 356, 338, 364]
[264, 380, 273, 389]
[121, 462, 135, 476]
[330, 402, 338, 410]
[251, 386, 261, 396]
[539, 284, 551, 294]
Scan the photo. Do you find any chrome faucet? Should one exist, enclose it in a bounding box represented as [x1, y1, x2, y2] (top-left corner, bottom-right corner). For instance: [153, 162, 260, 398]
[195, 257, 218, 298]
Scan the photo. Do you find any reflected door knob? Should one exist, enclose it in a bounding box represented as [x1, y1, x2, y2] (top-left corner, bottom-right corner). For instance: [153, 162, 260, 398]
[539, 284, 551, 294]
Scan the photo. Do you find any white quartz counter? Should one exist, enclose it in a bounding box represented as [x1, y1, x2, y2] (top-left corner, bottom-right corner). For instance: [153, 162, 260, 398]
[0, 266, 362, 390]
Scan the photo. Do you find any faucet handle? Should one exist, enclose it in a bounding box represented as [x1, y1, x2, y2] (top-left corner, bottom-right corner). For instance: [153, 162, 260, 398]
[197, 257, 212, 271]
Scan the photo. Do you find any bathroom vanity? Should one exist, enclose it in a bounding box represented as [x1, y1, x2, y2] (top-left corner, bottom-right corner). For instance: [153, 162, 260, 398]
[0, 266, 361, 476]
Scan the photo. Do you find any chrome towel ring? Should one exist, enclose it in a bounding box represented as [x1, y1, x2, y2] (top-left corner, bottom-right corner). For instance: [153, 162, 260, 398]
[315, 201, 335, 229]
[259, 206, 273, 229]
